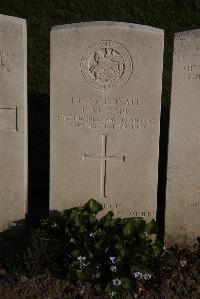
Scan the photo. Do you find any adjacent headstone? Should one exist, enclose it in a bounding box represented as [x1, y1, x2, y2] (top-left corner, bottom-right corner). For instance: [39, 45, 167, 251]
[50, 22, 164, 219]
[166, 30, 200, 247]
[0, 15, 27, 231]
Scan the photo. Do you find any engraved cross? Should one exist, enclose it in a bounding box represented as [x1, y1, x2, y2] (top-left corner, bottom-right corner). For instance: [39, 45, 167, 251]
[83, 134, 125, 199]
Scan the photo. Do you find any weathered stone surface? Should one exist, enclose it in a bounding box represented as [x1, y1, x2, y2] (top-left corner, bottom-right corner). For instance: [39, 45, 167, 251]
[0, 15, 27, 231]
[50, 22, 164, 219]
[166, 30, 200, 247]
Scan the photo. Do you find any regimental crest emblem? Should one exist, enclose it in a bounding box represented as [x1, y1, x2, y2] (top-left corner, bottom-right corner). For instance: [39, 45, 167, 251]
[80, 40, 133, 91]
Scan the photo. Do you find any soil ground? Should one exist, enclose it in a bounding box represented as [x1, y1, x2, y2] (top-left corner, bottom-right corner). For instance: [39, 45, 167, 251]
[0, 246, 199, 299]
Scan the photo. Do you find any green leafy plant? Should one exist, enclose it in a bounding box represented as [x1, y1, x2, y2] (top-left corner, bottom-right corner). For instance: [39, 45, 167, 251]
[26, 199, 175, 297]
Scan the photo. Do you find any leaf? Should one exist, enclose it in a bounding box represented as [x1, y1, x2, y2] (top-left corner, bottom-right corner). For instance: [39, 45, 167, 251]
[130, 264, 139, 276]
[84, 199, 103, 214]
[145, 219, 158, 234]
[139, 232, 147, 239]
[100, 211, 114, 227]
[65, 227, 70, 234]
[160, 250, 176, 267]
[115, 242, 126, 258]
[134, 218, 146, 233]
[71, 250, 80, 258]
[94, 240, 106, 251]
[88, 214, 97, 224]
[123, 219, 136, 236]
[141, 254, 151, 266]
[121, 277, 132, 290]
[76, 270, 89, 280]
[70, 208, 81, 222]
[94, 228, 106, 238]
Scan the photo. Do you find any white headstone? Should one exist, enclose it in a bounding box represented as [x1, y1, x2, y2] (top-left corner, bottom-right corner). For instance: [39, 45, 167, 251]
[0, 15, 27, 231]
[166, 30, 200, 247]
[50, 22, 164, 219]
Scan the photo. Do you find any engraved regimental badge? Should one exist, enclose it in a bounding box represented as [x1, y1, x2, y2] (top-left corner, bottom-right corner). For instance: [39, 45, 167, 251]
[80, 40, 133, 91]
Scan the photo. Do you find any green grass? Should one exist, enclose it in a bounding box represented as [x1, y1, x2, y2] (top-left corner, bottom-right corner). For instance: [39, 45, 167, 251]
[1, 0, 200, 101]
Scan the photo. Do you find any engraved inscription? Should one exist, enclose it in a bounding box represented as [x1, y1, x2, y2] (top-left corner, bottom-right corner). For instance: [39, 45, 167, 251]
[81, 40, 132, 91]
[184, 64, 200, 79]
[0, 107, 18, 131]
[188, 202, 200, 208]
[0, 49, 13, 71]
[176, 32, 200, 41]
[0, 32, 6, 39]
[100, 203, 155, 218]
[58, 115, 156, 130]
[174, 33, 200, 59]
[56, 96, 157, 131]
[72, 96, 141, 106]
[83, 134, 125, 199]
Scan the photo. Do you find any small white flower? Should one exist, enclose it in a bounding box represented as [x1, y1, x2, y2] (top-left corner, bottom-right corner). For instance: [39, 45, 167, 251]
[112, 278, 121, 286]
[180, 260, 187, 267]
[163, 246, 166, 250]
[134, 271, 143, 280]
[89, 232, 95, 237]
[78, 256, 87, 269]
[78, 256, 86, 262]
[110, 265, 117, 272]
[154, 250, 159, 257]
[80, 286, 85, 295]
[52, 223, 58, 228]
[111, 291, 117, 297]
[110, 256, 117, 264]
[143, 273, 151, 280]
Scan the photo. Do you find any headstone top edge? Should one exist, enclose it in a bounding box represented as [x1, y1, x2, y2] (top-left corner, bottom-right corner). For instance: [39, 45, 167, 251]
[51, 21, 164, 34]
[0, 14, 26, 25]
[175, 29, 200, 38]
